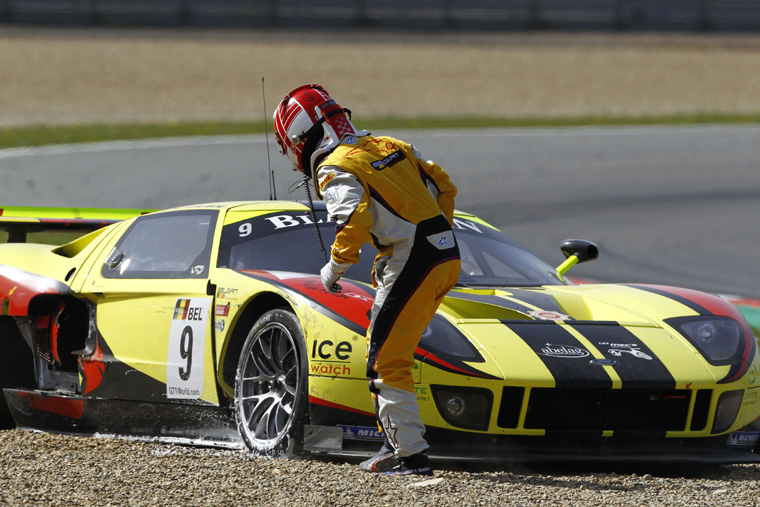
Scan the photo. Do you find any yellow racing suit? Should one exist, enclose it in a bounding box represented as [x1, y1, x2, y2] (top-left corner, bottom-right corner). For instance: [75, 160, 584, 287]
[316, 134, 461, 457]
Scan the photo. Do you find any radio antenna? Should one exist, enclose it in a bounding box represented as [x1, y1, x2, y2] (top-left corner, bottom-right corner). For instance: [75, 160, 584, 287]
[262, 77, 276, 200]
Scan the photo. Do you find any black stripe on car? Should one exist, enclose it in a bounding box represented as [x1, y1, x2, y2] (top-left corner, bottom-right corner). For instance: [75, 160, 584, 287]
[503, 322, 612, 389]
[568, 323, 676, 389]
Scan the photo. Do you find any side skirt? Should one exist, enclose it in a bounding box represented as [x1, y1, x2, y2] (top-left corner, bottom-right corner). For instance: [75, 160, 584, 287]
[3, 388, 242, 448]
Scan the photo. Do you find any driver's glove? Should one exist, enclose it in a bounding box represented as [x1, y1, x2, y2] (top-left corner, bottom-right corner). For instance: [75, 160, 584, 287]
[321, 259, 350, 293]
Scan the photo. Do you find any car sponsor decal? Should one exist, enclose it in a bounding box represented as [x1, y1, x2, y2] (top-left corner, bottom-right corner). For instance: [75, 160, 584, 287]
[311, 338, 351, 360]
[726, 431, 760, 447]
[166, 298, 210, 399]
[569, 324, 676, 389]
[590, 358, 617, 366]
[506, 321, 677, 389]
[538, 343, 590, 358]
[310, 338, 355, 377]
[338, 424, 385, 441]
[227, 212, 332, 237]
[216, 287, 239, 301]
[530, 310, 570, 321]
[505, 323, 612, 389]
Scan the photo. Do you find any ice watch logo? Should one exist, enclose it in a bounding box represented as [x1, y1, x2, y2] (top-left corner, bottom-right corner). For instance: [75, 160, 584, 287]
[370, 150, 406, 171]
[538, 343, 590, 358]
[312, 339, 352, 360]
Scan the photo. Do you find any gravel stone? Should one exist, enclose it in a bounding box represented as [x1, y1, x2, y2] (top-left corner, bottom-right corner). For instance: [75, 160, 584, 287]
[1, 429, 759, 506]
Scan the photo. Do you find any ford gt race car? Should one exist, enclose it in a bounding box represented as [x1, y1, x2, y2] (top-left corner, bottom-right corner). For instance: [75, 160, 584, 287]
[1, 201, 759, 464]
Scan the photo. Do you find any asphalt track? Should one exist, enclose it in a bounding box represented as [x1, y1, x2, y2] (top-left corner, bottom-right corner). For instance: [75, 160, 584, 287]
[1, 125, 759, 298]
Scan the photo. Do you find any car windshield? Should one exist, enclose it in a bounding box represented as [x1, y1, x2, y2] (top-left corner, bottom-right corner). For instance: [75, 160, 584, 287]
[218, 209, 563, 287]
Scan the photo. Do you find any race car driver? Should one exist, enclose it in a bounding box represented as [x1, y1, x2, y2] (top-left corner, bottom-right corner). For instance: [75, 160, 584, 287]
[274, 84, 461, 476]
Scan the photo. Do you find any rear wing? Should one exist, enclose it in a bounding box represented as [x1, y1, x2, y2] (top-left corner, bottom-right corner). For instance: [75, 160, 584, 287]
[0, 206, 155, 243]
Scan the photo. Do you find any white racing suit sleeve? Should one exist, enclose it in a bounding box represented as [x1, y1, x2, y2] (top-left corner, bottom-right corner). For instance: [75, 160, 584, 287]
[318, 165, 363, 227]
[317, 165, 371, 265]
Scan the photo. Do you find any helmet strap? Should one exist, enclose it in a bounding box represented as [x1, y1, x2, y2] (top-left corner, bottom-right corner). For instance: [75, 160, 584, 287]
[298, 128, 323, 179]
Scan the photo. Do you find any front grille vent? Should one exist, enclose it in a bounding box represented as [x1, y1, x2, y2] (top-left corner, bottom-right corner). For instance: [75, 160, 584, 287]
[497, 386, 524, 429]
[690, 389, 712, 431]
[521, 388, 691, 432]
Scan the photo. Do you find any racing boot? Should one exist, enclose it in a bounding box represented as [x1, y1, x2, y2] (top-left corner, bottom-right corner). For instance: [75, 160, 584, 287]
[358, 439, 398, 472]
[383, 451, 434, 476]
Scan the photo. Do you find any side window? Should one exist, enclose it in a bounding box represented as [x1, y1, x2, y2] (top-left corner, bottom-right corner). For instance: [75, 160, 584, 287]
[102, 210, 218, 279]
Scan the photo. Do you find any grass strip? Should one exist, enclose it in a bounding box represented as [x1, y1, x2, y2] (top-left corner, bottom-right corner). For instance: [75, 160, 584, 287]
[3, 113, 760, 149]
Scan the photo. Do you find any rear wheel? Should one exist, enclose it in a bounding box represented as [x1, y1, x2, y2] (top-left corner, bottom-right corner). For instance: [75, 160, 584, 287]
[234, 309, 308, 457]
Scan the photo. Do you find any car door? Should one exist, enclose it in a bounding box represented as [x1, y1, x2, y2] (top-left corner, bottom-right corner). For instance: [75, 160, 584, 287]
[78, 209, 220, 405]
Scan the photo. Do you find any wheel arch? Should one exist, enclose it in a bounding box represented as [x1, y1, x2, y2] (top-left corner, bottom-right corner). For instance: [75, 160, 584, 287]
[0, 293, 91, 429]
[26, 293, 91, 369]
[218, 291, 298, 399]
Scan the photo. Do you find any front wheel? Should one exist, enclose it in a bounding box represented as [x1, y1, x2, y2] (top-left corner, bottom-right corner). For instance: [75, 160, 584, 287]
[234, 309, 308, 457]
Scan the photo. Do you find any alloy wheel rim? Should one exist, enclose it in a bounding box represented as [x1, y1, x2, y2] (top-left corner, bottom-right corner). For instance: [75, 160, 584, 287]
[239, 322, 299, 446]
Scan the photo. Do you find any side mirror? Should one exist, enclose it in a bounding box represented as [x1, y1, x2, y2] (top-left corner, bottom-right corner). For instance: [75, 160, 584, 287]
[556, 239, 599, 279]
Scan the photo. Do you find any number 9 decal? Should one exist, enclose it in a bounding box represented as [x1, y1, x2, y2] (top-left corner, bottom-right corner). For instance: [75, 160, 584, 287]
[179, 326, 193, 381]
[239, 222, 252, 237]
[167, 298, 210, 399]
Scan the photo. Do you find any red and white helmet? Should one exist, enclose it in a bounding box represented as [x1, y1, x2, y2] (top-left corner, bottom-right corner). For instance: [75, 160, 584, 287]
[273, 84, 362, 179]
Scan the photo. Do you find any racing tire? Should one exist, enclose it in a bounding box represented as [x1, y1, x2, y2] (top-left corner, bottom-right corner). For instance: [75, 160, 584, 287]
[234, 309, 309, 457]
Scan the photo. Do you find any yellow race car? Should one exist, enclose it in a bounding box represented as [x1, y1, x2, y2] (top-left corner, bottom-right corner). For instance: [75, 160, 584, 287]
[1, 201, 759, 463]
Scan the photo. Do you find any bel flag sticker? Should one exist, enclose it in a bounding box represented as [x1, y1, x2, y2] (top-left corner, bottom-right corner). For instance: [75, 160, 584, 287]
[166, 298, 210, 399]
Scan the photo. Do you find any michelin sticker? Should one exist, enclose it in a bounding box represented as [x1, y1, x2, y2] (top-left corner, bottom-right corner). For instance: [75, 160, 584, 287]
[166, 298, 210, 399]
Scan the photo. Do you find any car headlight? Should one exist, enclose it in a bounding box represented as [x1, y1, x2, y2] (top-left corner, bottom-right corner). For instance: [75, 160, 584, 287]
[666, 316, 743, 365]
[418, 315, 482, 363]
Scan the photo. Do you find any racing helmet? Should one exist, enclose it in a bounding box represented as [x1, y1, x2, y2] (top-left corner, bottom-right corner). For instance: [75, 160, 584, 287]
[273, 84, 361, 179]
